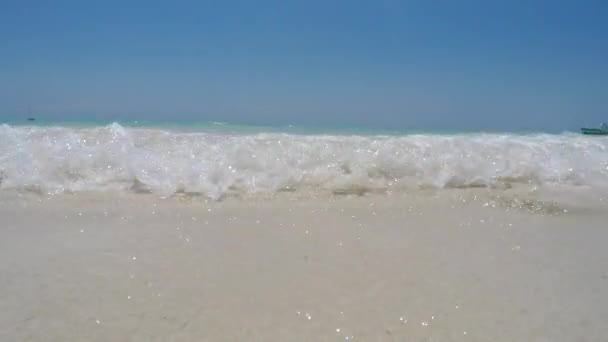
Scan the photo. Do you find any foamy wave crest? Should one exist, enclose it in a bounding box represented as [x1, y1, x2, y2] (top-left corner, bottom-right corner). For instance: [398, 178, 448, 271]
[1, 123, 608, 198]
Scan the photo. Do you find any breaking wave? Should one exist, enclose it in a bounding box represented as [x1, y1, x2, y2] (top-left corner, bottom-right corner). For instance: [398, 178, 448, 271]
[1, 123, 608, 199]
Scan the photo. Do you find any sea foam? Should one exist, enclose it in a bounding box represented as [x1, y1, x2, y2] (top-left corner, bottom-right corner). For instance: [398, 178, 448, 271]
[1, 123, 607, 198]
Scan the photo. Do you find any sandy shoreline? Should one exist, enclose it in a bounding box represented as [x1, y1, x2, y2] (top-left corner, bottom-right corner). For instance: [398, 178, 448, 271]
[1, 190, 607, 341]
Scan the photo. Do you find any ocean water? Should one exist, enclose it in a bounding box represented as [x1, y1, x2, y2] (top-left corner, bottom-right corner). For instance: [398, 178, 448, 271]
[1, 122, 607, 199]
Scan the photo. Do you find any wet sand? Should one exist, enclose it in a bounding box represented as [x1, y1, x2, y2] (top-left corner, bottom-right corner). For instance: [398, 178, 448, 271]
[1, 190, 607, 341]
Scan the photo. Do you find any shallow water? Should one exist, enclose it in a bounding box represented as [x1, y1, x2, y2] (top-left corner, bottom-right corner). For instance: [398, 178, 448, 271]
[2, 122, 607, 340]
[2, 123, 607, 200]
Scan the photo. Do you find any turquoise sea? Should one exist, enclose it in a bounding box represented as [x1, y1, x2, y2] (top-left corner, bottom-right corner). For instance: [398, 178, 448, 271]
[0, 117, 605, 199]
[0, 117, 574, 136]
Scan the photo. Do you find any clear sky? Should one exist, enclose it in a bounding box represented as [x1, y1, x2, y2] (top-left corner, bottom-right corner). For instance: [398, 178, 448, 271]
[1, 0, 606, 131]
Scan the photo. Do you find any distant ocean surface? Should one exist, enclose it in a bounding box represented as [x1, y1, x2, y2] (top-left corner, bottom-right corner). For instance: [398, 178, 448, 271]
[1, 120, 607, 199]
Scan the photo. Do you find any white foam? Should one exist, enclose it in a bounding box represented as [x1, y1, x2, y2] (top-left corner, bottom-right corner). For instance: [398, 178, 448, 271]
[1, 123, 608, 198]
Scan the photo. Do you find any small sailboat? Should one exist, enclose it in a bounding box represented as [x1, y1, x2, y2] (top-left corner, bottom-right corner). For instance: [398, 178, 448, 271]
[581, 123, 608, 135]
[26, 105, 36, 122]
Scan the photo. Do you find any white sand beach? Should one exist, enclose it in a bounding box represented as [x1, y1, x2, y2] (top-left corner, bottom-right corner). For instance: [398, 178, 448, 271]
[1, 189, 607, 341]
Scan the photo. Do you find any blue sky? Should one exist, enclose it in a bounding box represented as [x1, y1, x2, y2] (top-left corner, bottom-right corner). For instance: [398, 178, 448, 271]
[0, 0, 606, 131]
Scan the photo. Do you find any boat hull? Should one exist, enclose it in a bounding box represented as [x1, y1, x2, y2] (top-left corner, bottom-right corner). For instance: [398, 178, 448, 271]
[581, 128, 608, 135]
